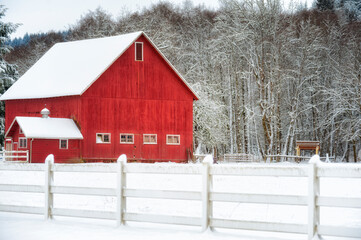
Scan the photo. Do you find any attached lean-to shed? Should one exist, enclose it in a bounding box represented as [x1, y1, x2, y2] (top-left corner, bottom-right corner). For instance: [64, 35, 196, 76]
[1, 31, 198, 163]
[5, 109, 83, 162]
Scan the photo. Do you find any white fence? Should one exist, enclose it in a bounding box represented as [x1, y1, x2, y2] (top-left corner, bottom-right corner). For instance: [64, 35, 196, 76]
[0, 150, 29, 162]
[0, 154, 360, 240]
[224, 153, 260, 162]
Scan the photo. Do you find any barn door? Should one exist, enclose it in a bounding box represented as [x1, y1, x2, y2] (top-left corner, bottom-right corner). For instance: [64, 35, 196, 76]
[5, 139, 13, 161]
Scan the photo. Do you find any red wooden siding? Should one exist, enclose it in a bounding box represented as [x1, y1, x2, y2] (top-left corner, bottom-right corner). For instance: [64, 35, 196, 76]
[31, 139, 81, 163]
[82, 35, 195, 101]
[80, 35, 194, 162]
[5, 96, 81, 131]
[80, 94, 193, 162]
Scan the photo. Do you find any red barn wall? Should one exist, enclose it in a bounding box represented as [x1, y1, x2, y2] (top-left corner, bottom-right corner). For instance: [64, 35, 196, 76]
[5, 96, 81, 131]
[81, 35, 194, 162]
[31, 139, 81, 163]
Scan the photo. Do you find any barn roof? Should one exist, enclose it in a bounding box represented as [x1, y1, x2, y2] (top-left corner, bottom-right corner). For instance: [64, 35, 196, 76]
[5, 117, 83, 139]
[0, 31, 198, 100]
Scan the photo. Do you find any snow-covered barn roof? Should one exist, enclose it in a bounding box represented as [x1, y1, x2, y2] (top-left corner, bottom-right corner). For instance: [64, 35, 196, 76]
[0, 31, 199, 100]
[6, 117, 83, 139]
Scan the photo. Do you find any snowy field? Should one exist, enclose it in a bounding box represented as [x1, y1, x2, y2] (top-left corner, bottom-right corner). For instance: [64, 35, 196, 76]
[0, 162, 360, 240]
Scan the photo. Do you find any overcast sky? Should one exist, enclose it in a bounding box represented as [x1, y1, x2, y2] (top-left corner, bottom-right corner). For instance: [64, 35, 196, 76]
[2, 0, 312, 39]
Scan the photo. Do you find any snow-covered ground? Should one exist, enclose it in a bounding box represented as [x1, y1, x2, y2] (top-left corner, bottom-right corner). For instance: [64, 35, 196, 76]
[0, 212, 308, 240]
[0, 162, 360, 240]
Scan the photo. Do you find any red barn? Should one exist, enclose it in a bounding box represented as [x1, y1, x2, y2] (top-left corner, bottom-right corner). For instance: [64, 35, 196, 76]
[1, 31, 198, 163]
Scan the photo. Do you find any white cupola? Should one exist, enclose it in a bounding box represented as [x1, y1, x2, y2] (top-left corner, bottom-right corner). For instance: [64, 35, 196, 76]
[41, 108, 50, 118]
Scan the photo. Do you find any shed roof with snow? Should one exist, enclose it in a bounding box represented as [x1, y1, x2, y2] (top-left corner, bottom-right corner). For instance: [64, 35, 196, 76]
[0, 31, 198, 100]
[6, 117, 83, 139]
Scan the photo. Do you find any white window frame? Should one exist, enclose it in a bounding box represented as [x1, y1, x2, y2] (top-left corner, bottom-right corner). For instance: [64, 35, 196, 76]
[59, 139, 68, 149]
[120, 134, 134, 144]
[96, 133, 111, 144]
[135, 42, 143, 61]
[19, 137, 27, 148]
[143, 134, 157, 144]
[166, 135, 180, 145]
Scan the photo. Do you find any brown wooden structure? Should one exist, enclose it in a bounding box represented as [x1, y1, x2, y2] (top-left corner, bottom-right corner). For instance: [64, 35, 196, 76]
[296, 141, 320, 156]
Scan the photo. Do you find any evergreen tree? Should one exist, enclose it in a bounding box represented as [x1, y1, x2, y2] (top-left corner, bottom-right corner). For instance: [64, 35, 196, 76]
[316, 0, 335, 11]
[0, 5, 19, 145]
[341, 0, 361, 21]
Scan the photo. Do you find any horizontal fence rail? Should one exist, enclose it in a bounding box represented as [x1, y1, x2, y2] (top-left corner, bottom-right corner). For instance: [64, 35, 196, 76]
[124, 189, 201, 200]
[210, 192, 308, 205]
[210, 164, 309, 176]
[210, 218, 308, 234]
[0, 154, 360, 240]
[0, 184, 43, 193]
[317, 164, 361, 178]
[124, 212, 201, 226]
[0, 162, 43, 171]
[52, 208, 116, 220]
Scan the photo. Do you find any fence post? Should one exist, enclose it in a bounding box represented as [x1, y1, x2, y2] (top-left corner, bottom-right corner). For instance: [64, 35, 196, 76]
[201, 155, 212, 232]
[116, 154, 127, 226]
[308, 155, 320, 240]
[44, 154, 54, 220]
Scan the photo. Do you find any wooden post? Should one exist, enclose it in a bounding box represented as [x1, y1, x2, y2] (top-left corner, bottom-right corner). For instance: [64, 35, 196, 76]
[201, 155, 212, 232]
[44, 154, 54, 220]
[308, 155, 320, 240]
[296, 146, 300, 156]
[116, 154, 127, 226]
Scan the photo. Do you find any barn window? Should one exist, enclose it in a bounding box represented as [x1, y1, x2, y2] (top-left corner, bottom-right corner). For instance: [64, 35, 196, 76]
[143, 134, 157, 144]
[96, 133, 111, 143]
[59, 139, 68, 149]
[19, 128, 23, 134]
[135, 42, 143, 61]
[19, 138, 27, 148]
[120, 134, 134, 144]
[166, 135, 180, 145]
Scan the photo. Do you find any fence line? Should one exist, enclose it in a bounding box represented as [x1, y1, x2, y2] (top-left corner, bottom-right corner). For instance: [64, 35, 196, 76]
[0, 150, 29, 162]
[0, 154, 360, 239]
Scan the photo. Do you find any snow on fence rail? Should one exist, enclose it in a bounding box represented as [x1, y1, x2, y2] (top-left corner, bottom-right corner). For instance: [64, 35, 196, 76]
[0, 154, 360, 239]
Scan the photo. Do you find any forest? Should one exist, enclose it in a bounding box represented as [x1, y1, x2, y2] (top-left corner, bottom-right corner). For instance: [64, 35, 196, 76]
[1, 0, 361, 161]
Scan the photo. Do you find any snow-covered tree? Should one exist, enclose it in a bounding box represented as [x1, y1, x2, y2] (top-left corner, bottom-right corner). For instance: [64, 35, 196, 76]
[0, 6, 18, 93]
[340, 0, 361, 21]
[0, 5, 19, 145]
[69, 7, 116, 40]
